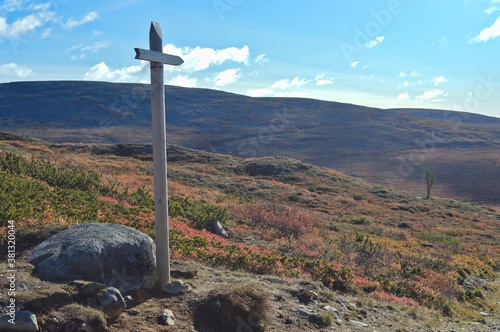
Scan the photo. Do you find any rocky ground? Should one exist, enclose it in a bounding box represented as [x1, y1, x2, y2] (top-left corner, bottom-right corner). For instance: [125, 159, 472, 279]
[1, 245, 499, 332]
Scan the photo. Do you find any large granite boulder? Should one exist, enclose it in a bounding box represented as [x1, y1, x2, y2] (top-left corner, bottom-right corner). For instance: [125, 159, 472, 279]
[30, 223, 156, 292]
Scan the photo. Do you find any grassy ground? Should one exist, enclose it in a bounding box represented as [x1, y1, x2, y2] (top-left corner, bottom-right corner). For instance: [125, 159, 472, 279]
[0, 135, 499, 328]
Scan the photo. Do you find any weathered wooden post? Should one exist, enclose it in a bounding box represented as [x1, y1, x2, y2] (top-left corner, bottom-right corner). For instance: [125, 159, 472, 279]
[134, 22, 183, 288]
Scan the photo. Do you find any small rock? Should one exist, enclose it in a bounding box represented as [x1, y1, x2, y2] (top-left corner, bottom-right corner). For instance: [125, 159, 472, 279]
[397, 222, 411, 229]
[128, 309, 140, 316]
[0, 311, 38, 332]
[214, 220, 229, 238]
[45, 317, 62, 332]
[267, 277, 287, 284]
[160, 309, 176, 326]
[324, 305, 339, 313]
[161, 280, 192, 295]
[400, 199, 409, 204]
[298, 310, 310, 317]
[77, 323, 96, 332]
[349, 319, 368, 328]
[421, 243, 436, 248]
[480, 312, 492, 316]
[15, 283, 28, 291]
[99, 287, 127, 319]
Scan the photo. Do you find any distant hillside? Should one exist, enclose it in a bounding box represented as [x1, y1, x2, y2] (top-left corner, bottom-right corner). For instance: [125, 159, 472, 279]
[1, 81, 499, 204]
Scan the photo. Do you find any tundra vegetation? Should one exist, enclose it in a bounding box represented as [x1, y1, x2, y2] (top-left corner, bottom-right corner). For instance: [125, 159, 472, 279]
[0, 137, 498, 322]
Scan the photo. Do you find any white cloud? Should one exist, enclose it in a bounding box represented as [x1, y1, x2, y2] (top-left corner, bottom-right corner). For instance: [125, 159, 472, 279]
[63, 11, 100, 29]
[416, 90, 444, 100]
[82, 62, 148, 82]
[485, 6, 499, 14]
[80, 40, 110, 54]
[397, 92, 410, 100]
[0, 8, 55, 39]
[470, 16, 500, 42]
[254, 53, 268, 65]
[350, 61, 359, 68]
[0, 0, 23, 12]
[274, 91, 308, 98]
[402, 80, 409, 88]
[432, 75, 448, 86]
[163, 44, 249, 73]
[399, 71, 406, 78]
[315, 73, 333, 86]
[366, 36, 385, 48]
[0, 63, 34, 77]
[168, 75, 197, 88]
[410, 70, 420, 77]
[271, 77, 308, 89]
[247, 88, 273, 97]
[432, 35, 448, 46]
[316, 79, 334, 86]
[214, 68, 240, 86]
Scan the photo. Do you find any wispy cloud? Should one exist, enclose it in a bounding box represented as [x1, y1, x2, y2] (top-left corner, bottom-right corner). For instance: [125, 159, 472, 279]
[416, 90, 444, 100]
[214, 68, 241, 86]
[484, 6, 499, 15]
[0, 7, 55, 39]
[163, 44, 250, 73]
[432, 75, 448, 86]
[432, 35, 448, 46]
[366, 36, 385, 48]
[402, 80, 409, 88]
[254, 53, 268, 65]
[350, 61, 359, 68]
[399, 71, 406, 78]
[0, 63, 34, 77]
[63, 11, 100, 29]
[315, 73, 333, 86]
[316, 79, 333, 86]
[271, 77, 308, 89]
[168, 75, 197, 88]
[82, 62, 148, 82]
[247, 88, 273, 97]
[469, 16, 500, 43]
[397, 92, 410, 100]
[0, 0, 24, 12]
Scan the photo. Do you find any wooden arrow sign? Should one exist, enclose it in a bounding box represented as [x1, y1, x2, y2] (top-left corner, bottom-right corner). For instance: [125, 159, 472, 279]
[134, 48, 184, 66]
[134, 21, 184, 290]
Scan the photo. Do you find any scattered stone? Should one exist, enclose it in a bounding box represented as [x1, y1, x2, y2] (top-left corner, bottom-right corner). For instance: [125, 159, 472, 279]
[349, 319, 368, 328]
[30, 223, 156, 292]
[324, 305, 339, 313]
[400, 199, 409, 204]
[480, 312, 492, 316]
[77, 322, 96, 332]
[128, 309, 140, 316]
[214, 220, 229, 238]
[161, 280, 192, 295]
[160, 309, 176, 326]
[335, 299, 348, 310]
[421, 243, 436, 248]
[298, 309, 310, 317]
[15, 283, 28, 291]
[397, 222, 411, 229]
[266, 277, 287, 284]
[0, 311, 38, 332]
[44, 317, 62, 332]
[99, 287, 127, 319]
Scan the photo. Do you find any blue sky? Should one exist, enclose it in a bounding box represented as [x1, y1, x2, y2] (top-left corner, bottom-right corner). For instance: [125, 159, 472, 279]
[1, 0, 499, 118]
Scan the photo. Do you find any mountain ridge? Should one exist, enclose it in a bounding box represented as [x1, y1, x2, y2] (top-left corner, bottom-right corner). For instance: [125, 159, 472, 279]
[1, 81, 499, 204]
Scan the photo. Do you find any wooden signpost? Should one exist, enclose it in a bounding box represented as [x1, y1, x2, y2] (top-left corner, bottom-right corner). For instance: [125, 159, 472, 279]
[135, 22, 183, 288]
